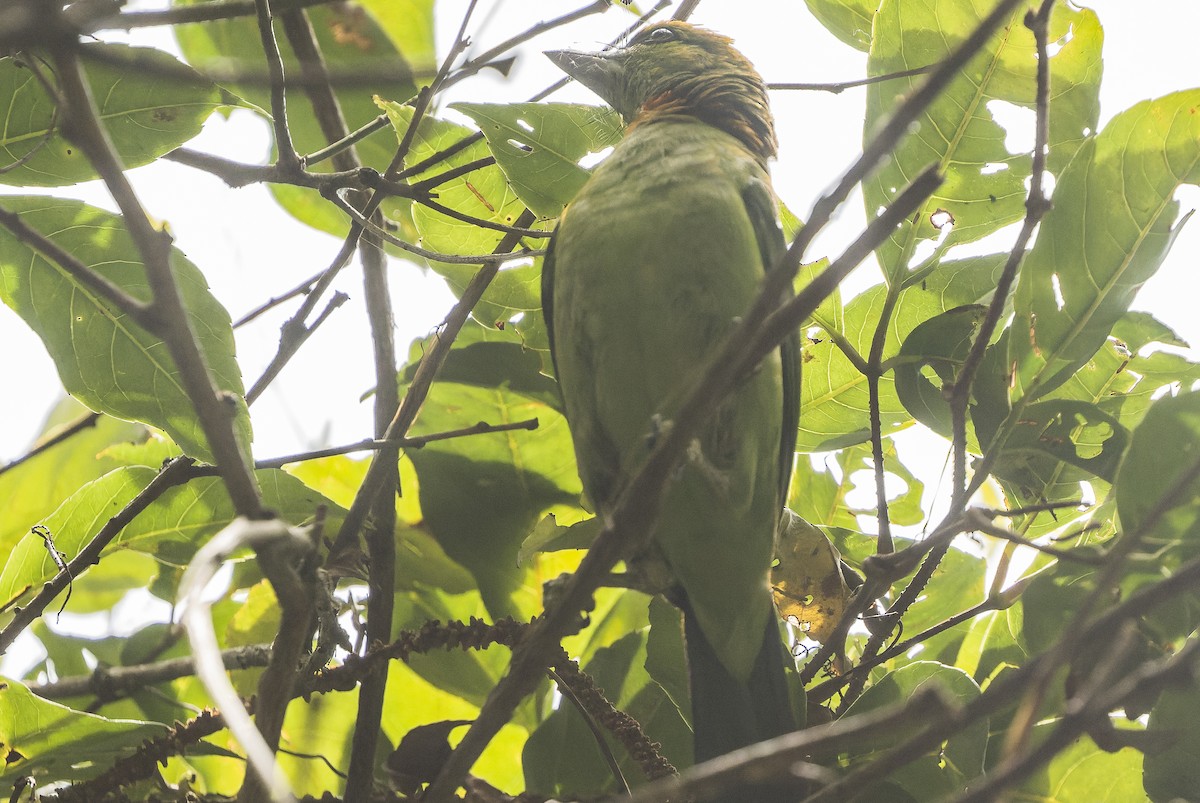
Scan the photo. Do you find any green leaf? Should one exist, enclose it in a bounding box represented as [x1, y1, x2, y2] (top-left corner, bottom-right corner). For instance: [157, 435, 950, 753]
[798, 288, 909, 451]
[804, 0, 879, 51]
[0, 467, 339, 615]
[453, 102, 623, 218]
[0, 197, 250, 463]
[278, 689, 360, 794]
[401, 323, 562, 411]
[800, 267, 994, 452]
[358, 0, 437, 73]
[911, 253, 1008, 306]
[0, 45, 226, 187]
[952, 608, 1027, 683]
[0, 676, 167, 785]
[840, 662, 987, 796]
[1014, 722, 1148, 802]
[901, 547, 986, 648]
[518, 514, 599, 565]
[285, 455, 474, 593]
[1112, 311, 1188, 352]
[405, 381, 580, 619]
[62, 550, 157, 614]
[0, 399, 146, 570]
[1116, 389, 1200, 544]
[381, 658, 528, 793]
[866, 0, 1102, 278]
[1011, 90, 1200, 399]
[994, 400, 1129, 486]
[894, 304, 987, 438]
[817, 439, 926, 527]
[1144, 654, 1200, 802]
[644, 597, 689, 720]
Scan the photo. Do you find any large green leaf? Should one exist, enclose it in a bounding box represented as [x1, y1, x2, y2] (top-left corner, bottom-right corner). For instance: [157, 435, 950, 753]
[0, 676, 167, 785]
[0, 196, 250, 462]
[405, 379, 580, 619]
[1144, 654, 1200, 803]
[1014, 723, 1148, 802]
[840, 661, 987, 797]
[866, 0, 1101, 278]
[0, 44, 227, 187]
[1011, 90, 1200, 399]
[453, 102, 623, 218]
[1116, 389, 1200, 546]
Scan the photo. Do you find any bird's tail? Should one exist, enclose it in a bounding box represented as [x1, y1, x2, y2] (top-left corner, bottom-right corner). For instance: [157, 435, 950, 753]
[683, 598, 801, 801]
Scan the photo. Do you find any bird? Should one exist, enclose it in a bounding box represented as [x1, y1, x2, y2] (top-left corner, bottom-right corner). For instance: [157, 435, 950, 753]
[543, 20, 802, 789]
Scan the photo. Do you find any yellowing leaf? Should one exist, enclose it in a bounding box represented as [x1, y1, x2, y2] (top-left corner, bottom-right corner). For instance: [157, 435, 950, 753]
[770, 510, 851, 643]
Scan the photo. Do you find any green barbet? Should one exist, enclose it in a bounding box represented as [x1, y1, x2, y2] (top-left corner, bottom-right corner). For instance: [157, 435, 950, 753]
[543, 20, 802, 779]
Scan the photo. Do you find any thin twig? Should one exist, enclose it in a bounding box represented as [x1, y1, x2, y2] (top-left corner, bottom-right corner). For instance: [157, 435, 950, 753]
[246, 418, 540, 470]
[34, 644, 274, 702]
[0, 411, 101, 478]
[245, 291, 349, 405]
[767, 64, 936, 94]
[251, 0, 302, 171]
[163, 147, 377, 193]
[327, 189, 546, 263]
[444, 0, 610, 91]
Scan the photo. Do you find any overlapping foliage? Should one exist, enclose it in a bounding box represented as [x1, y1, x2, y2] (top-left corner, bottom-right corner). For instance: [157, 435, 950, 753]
[2, 1, 1199, 800]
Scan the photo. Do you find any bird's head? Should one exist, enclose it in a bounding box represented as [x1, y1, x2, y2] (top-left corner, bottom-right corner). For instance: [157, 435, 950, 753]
[546, 21, 776, 162]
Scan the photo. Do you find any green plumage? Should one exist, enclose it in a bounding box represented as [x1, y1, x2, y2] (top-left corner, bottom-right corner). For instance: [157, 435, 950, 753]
[544, 22, 800, 775]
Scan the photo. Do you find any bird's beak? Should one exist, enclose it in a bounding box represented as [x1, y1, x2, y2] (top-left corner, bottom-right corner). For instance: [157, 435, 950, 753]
[545, 48, 626, 112]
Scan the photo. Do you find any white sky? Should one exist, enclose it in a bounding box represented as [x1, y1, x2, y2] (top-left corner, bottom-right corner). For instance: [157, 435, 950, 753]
[2, 0, 1199, 466]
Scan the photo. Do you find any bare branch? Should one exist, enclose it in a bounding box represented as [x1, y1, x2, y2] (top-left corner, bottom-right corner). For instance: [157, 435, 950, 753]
[50, 32, 264, 517]
[35, 644, 273, 702]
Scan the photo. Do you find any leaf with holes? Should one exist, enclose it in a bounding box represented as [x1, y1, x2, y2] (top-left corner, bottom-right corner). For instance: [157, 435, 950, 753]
[453, 102, 623, 218]
[865, 0, 1101, 278]
[994, 399, 1128, 488]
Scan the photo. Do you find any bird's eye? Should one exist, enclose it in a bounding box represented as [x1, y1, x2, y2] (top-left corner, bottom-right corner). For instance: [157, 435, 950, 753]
[644, 27, 678, 44]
